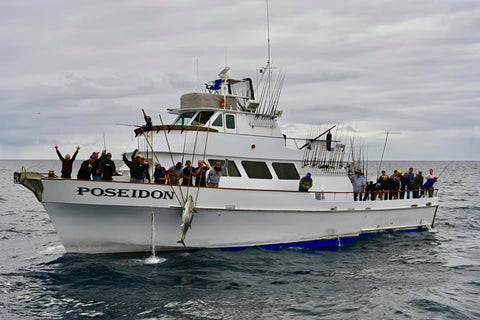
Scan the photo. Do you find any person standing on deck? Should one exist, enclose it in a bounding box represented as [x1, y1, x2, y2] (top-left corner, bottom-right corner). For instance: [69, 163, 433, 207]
[426, 168, 435, 181]
[142, 109, 152, 131]
[77, 155, 95, 180]
[181, 160, 195, 186]
[140, 156, 151, 183]
[100, 152, 116, 181]
[167, 162, 183, 185]
[423, 169, 437, 197]
[154, 163, 167, 184]
[298, 173, 313, 192]
[400, 172, 412, 199]
[92, 150, 105, 181]
[412, 171, 424, 198]
[55, 145, 80, 178]
[194, 160, 211, 187]
[350, 169, 366, 201]
[363, 181, 376, 201]
[122, 149, 144, 182]
[408, 167, 415, 182]
[406, 167, 415, 199]
[207, 159, 228, 188]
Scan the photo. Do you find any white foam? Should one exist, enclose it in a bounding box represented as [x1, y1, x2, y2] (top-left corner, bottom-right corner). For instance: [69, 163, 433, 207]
[144, 255, 167, 264]
[38, 245, 65, 255]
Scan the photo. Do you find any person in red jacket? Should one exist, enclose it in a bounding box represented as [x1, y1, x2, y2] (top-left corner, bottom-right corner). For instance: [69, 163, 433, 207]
[55, 145, 80, 178]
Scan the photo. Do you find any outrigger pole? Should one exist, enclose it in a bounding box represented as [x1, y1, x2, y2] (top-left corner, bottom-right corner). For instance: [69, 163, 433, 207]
[195, 118, 212, 205]
[299, 125, 337, 150]
[139, 126, 183, 207]
[185, 125, 200, 199]
[159, 114, 186, 204]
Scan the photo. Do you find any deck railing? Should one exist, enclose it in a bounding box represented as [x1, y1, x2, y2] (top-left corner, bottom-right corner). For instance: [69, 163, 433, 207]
[315, 189, 438, 201]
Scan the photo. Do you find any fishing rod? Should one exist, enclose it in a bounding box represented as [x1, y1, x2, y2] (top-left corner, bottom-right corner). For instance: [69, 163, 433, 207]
[116, 123, 140, 127]
[436, 162, 451, 179]
[376, 131, 389, 178]
[299, 125, 337, 150]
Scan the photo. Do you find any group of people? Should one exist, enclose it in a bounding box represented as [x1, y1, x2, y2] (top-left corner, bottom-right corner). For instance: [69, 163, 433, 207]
[55, 146, 116, 181]
[349, 167, 438, 201]
[297, 167, 438, 201]
[122, 149, 228, 187]
[56, 142, 438, 198]
[55, 145, 229, 187]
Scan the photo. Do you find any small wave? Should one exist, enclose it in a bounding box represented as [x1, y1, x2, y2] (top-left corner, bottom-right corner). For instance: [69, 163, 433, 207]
[78, 311, 104, 317]
[163, 299, 223, 319]
[409, 298, 467, 318]
[445, 261, 480, 268]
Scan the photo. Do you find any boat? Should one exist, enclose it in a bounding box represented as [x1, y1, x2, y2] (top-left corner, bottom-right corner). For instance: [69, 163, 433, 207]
[14, 66, 439, 254]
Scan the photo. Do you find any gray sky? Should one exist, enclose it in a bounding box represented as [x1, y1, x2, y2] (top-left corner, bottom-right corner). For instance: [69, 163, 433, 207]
[1, 0, 479, 160]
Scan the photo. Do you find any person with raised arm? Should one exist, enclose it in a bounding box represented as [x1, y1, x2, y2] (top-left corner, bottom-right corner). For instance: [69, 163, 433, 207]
[207, 159, 229, 188]
[122, 149, 144, 182]
[55, 145, 80, 178]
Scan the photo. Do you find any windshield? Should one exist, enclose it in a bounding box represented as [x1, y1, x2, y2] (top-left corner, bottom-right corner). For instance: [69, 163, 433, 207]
[174, 111, 196, 125]
[191, 111, 215, 126]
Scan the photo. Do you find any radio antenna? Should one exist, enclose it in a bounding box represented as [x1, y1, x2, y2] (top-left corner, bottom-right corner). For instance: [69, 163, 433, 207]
[266, 0, 271, 65]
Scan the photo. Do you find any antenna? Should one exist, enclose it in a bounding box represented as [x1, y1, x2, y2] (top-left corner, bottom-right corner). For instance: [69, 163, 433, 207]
[224, 47, 228, 67]
[195, 58, 201, 92]
[266, 0, 271, 65]
[103, 132, 106, 150]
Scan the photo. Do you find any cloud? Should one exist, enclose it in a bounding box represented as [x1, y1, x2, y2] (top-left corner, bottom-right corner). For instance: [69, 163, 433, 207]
[0, 0, 479, 160]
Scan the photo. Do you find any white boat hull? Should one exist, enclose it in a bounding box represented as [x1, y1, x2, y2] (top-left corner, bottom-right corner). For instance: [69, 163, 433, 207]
[40, 179, 438, 253]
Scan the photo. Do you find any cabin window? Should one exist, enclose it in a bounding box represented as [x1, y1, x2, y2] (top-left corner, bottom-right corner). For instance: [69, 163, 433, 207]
[226, 114, 235, 129]
[174, 111, 196, 125]
[241, 161, 272, 179]
[208, 159, 241, 177]
[212, 114, 223, 127]
[191, 111, 215, 126]
[272, 162, 300, 180]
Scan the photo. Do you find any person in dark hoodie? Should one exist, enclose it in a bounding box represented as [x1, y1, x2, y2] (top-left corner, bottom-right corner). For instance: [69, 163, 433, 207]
[363, 180, 376, 201]
[77, 155, 95, 180]
[100, 152, 116, 181]
[399, 172, 412, 199]
[55, 145, 80, 178]
[122, 149, 144, 182]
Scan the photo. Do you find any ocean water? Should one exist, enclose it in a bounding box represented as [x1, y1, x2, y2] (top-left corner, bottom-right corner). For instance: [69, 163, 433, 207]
[1, 160, 479, 319]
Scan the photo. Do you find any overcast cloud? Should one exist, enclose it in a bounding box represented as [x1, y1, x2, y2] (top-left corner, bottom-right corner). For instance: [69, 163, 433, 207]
[1, 0, 479, 160]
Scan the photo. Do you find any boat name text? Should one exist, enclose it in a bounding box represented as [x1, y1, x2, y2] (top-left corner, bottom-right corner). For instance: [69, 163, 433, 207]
[77, 187, 174, 200]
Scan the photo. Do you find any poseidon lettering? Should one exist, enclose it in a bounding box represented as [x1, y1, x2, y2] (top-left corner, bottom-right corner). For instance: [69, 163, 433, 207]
[77, 187, 174, 200]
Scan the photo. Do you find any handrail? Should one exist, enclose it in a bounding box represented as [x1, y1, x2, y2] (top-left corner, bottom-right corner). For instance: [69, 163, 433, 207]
[134, 125, 218, 137]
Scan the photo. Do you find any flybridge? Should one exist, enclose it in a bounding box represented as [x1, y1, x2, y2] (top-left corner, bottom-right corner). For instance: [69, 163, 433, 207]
[175, 67, 285, 119]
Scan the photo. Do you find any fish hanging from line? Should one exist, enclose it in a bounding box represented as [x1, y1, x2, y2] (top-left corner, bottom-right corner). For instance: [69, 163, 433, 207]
[177, 195, 196, 247]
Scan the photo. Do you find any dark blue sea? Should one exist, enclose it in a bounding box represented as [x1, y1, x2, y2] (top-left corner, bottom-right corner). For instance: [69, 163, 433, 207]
[1, 160, 479, 319]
